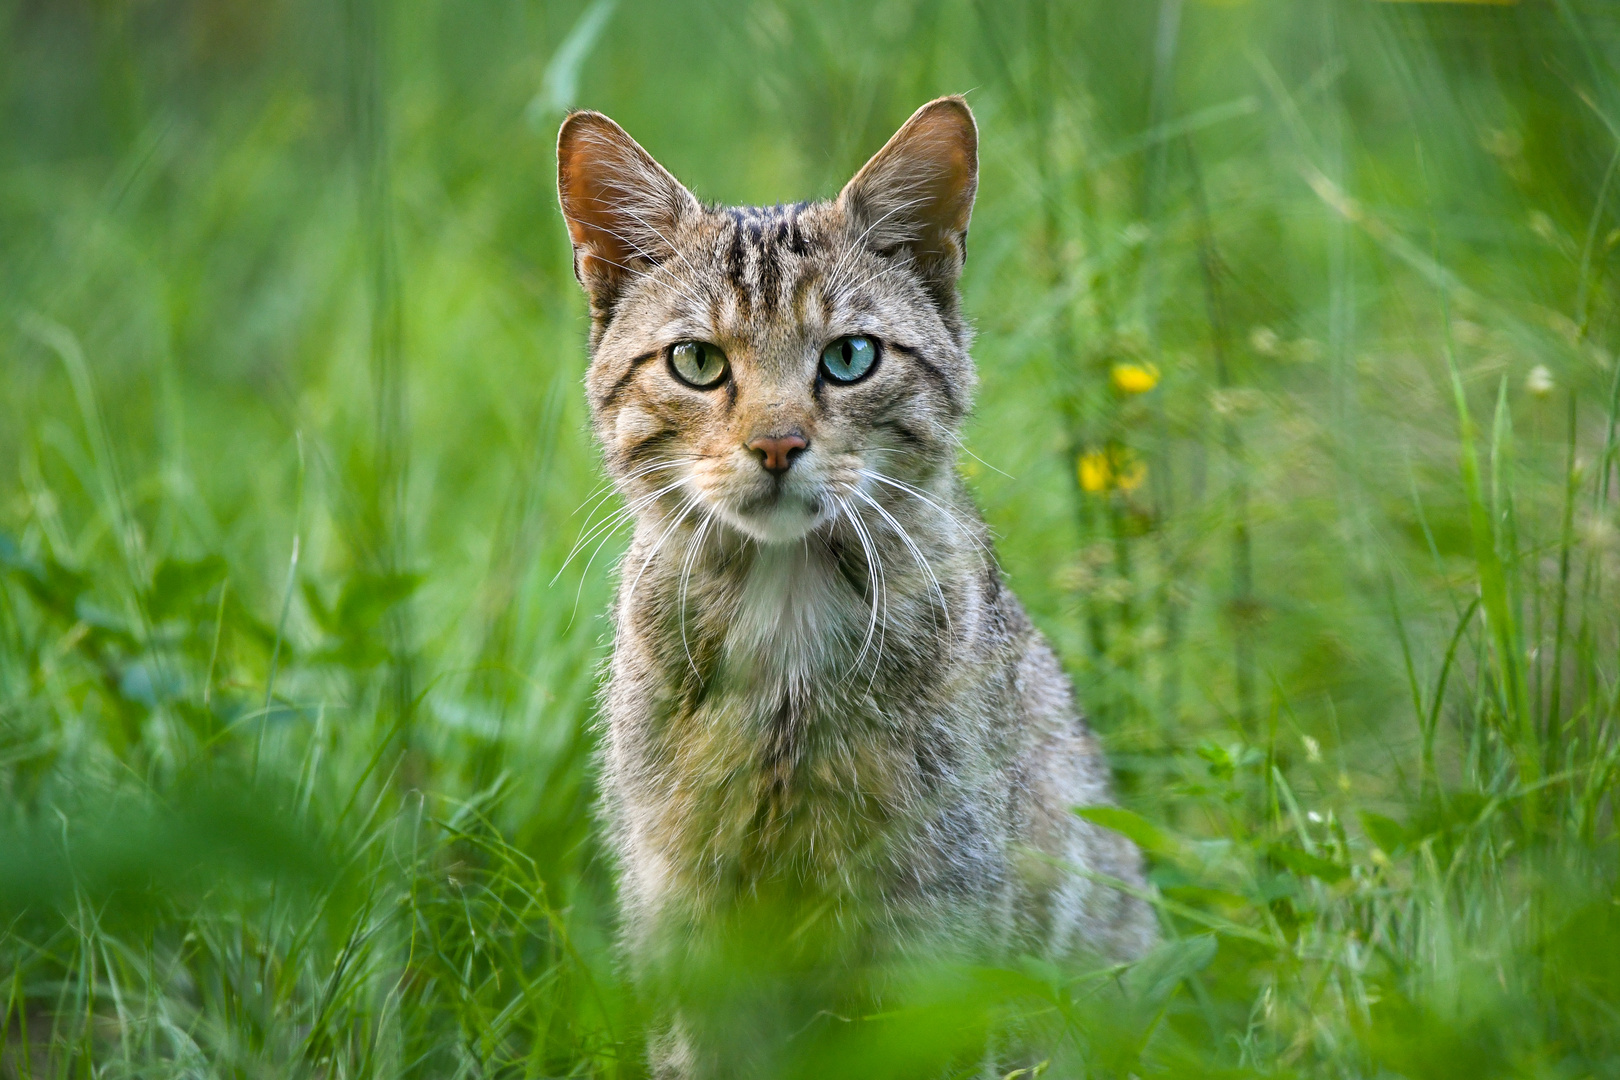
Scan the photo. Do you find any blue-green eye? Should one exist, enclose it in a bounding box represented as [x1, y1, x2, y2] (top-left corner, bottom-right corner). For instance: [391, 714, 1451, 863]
[669, 341, 728, 388]
[820, 336, 877, 384]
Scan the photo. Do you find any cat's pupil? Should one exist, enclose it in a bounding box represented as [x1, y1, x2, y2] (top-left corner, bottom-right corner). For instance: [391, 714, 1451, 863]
[841, 341, 852, 363]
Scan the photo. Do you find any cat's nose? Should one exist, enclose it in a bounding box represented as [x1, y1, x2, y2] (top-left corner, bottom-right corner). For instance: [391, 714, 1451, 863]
[747, 432, 808, 475]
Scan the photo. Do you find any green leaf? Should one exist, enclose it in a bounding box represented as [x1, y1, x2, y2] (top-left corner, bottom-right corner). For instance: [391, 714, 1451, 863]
[1076, 806, 1181, 858]
[1267, 844, 1348, 885]
[1360, 812, 1408, 856]
[1125, 934, 1218, 1003]
[150, 555, 227, 619]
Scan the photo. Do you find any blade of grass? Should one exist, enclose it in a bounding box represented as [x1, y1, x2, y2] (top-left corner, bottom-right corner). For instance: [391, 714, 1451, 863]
[1548, 392, 1579, 769]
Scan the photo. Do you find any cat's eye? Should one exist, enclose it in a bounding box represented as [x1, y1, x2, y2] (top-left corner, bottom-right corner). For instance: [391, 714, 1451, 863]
[820, 336, 878, 384]
[669, 341, 728, 389]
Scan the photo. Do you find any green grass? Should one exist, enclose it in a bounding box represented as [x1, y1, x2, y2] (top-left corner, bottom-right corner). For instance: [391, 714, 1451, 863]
[3, 0, 1620, 1075]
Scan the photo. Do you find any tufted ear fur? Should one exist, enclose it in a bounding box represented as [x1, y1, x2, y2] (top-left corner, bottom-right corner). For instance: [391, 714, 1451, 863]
[557, 110, 701, 315]
[837, 96, 978, 305]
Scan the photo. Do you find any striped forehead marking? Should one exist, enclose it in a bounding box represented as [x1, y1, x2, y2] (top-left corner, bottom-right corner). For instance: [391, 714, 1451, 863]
[722, 203, 815, 318]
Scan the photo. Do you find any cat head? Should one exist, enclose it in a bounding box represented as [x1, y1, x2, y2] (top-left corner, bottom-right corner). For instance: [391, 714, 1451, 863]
[557, 97, 977, 545]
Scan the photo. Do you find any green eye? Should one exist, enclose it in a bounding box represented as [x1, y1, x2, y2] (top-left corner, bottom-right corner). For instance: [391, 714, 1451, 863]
[820, 336, 877, 384]
[669, 341, 728, 389]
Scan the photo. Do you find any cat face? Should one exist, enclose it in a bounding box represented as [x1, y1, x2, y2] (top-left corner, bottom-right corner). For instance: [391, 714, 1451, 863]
[558, 98, 977, 544]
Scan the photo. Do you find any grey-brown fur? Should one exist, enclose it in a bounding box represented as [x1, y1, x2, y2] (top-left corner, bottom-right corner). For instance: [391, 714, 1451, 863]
[555, 97, 1154, 1020]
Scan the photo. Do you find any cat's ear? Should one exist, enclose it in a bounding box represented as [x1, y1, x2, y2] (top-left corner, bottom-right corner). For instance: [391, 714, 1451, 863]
[557, 111, 701, 313]
[837, 96, 978, 293]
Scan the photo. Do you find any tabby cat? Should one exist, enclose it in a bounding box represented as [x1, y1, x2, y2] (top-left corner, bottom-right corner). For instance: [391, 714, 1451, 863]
[555, 96, 1154, 1056]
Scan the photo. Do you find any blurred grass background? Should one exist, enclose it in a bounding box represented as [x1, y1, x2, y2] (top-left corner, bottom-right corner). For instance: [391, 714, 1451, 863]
[4, 0, 1620, 1075]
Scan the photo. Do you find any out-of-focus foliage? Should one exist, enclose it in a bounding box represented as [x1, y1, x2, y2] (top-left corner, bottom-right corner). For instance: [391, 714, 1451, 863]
[3, 0, 1620, 1075]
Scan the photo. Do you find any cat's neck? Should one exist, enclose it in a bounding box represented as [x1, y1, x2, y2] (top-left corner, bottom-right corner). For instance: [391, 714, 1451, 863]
[619, 475, 987, 693]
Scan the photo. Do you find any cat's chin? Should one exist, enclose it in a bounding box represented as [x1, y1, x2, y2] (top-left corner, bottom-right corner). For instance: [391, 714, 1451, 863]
[714, 496, 830, 545]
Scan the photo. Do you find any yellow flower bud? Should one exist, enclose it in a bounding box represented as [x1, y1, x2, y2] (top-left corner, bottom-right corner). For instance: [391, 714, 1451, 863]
[1078, 451, 1111, 493]
[1110, 361, 1160, 394]
[1116, 455, 1147, 492]
[1077, 448, 1147, 494]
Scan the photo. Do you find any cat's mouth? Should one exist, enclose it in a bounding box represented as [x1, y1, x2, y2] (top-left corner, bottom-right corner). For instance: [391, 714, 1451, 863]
[719, 484, 830, 544]
[692, 452, 863, 545]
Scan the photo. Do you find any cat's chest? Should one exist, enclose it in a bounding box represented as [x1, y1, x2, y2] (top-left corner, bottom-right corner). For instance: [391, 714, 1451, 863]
[640, 542, 899, 802]
[720, 543, 867, 681]
[615, 543, 939, 885]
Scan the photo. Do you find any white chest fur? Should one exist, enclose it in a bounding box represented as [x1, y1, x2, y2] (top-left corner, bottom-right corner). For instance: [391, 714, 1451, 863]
[723, 542, 866, 688]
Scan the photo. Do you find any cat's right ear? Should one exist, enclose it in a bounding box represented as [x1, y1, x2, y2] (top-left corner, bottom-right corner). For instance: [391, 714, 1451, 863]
[557, 111, 700, 313]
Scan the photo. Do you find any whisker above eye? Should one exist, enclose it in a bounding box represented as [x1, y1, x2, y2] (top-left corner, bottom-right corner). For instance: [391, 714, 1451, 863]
[577, 221, 709, 311]
[582, 249, 706, 313]
[824, 194, 930, 300]
[613, 203, 709, 292]
[831, 258, 910, 305]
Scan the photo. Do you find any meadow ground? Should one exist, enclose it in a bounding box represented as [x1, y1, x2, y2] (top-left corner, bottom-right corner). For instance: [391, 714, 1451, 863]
[3, 1, 1620, 1076]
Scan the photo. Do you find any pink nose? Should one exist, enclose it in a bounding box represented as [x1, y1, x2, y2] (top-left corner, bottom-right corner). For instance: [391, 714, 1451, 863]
[747, 433, 808, 475]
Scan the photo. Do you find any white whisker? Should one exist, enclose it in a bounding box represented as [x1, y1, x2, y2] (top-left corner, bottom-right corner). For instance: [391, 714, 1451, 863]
[948, 435, 1014, 480]
[577, 457, 695, 507]
[825, 195, 930, 301]
[623, 494, 704, 611]
[859, 469, 994, 561]
[554, 475, 688, 586]
[570, 458, 694, 529]
[852, 487, 952, 637]
[568, 502, 652, 628]
[835, 494, 887, 689]
[583, 221, 709, 311]
[616, 204, 709, 289]
[834, 257, 910, 302]
[678, 510, 715, 678]
[577, 244, 707, 312]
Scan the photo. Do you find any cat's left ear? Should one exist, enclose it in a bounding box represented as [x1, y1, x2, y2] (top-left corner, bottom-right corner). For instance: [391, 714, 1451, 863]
[837, 96, 978, 297]
[557, 110, 701, 315]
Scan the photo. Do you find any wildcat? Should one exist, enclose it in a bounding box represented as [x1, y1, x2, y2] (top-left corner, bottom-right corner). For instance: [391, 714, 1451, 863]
[555, 97, 1155, 1061]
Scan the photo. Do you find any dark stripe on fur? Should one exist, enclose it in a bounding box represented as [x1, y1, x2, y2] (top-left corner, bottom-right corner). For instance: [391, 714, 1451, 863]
[883, 420, 927, 451]
[726, 213, 751, 317]
[622, 428, 673, 464]
[790, 265, 816, 322]
[888, 342, 962, 416]
[756, 223, 781, 316]
[597, 351, 659, 409]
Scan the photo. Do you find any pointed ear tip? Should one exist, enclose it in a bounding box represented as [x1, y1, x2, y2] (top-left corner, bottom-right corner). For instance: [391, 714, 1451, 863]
[909, 97, 978, 167]
[918, 95, 977, 130]
[556, 110, 627, 155]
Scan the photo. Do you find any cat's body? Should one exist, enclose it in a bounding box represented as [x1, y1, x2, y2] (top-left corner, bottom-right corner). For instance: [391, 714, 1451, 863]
[556, 96, 1153, 1017]
[603, 517, 1152, 964]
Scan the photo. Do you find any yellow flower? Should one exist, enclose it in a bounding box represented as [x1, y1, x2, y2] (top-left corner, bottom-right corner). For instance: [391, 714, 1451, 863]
[1078, 450, 1111, 493]
[1115, 454, 1147, 492]
[1077, 448, 1148, 494]
[1110, 361, 1160, 394]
